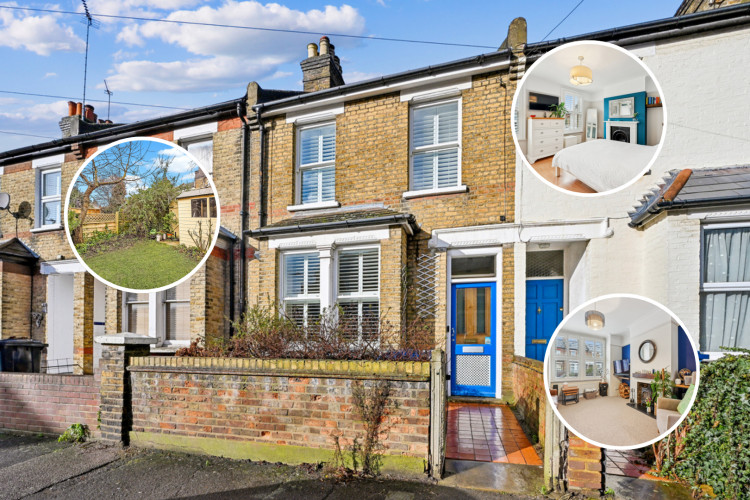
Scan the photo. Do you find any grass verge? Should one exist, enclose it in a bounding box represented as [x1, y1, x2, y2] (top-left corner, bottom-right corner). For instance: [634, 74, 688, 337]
[83, 239, 201, 289]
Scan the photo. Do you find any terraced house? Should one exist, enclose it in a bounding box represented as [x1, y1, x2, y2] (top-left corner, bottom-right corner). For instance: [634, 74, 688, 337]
[0, 98, 252, 373]
[244, 29, 526, 399]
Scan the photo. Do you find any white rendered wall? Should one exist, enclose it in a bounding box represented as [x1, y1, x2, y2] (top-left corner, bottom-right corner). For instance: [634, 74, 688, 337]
[516, 26, 750, 347]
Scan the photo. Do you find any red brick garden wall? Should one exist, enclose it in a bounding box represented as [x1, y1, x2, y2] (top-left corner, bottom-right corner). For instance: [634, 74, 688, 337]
[127, 357, 431, 465]
[567, 434, 604, 493]
[511, 355, 546, 446]
[0, 373, 100, 436]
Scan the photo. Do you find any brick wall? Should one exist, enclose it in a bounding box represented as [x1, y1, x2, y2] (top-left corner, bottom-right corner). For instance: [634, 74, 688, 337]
[0, 372, 100, 436]
[511, 355, 546, 446]
[567, 434, 603, 494]
[126, 356, 430, 471]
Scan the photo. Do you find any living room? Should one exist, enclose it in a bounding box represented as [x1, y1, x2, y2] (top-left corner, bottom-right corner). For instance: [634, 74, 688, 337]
[545, 295, 698, 448]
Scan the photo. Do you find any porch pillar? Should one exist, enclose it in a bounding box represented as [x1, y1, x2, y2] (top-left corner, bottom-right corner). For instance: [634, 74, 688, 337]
[317, 243, 335, 312]
[73, 272, 94, 374]
[95, 333, 156, 445]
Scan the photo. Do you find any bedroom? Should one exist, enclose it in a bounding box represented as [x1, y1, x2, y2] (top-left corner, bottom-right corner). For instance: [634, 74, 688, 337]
[512, 41, 665, 194]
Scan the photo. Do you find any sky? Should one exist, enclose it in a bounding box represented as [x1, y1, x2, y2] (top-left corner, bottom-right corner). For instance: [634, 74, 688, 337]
[74, 139, 199, 200]
[0, 0, 682, 153]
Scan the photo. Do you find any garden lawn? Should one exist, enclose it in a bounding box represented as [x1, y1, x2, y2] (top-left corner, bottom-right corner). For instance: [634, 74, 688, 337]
[84, 239, 199, 289]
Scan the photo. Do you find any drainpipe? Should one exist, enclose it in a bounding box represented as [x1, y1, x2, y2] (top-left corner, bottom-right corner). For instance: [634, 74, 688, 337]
[236, 102, 250, 327]
[256, 105, 266, 228]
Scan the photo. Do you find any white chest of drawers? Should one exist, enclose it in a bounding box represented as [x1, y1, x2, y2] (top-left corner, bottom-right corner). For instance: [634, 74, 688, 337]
[527, 118, 564, 164]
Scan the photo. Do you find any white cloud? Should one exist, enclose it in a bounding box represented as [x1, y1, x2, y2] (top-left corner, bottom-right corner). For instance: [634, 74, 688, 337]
[343, 70, 381, 83]
[0, 100, 70, 121]
[0, 8, 85, 56]
[43, 72, 57, 79]
[106, 1, 366, 93]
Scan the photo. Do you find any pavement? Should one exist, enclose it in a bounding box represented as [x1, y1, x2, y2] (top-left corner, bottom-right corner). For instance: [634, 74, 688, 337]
[0, 432, 542, 500]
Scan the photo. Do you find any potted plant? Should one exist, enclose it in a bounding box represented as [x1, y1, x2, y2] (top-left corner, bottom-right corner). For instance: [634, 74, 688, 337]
[549, 102, 567, 119]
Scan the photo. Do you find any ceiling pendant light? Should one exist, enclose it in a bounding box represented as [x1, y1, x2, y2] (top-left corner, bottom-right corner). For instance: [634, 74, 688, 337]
[585, 305, 605, 330]
[570, 56, 593, 86]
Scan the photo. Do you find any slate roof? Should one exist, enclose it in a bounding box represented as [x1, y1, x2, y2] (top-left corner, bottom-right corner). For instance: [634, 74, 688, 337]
[247, 208, 418, 238]
[629, 165, 750, 227]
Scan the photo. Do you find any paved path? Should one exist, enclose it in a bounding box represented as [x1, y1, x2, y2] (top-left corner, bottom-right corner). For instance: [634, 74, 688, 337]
[0, 433, 540, 500]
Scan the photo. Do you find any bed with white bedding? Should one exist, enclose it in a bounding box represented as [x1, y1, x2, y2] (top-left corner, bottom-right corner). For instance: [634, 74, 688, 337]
[551, 139, 657, 192]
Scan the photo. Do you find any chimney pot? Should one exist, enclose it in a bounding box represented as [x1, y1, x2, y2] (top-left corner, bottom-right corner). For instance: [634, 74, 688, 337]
[67, 101, 76, 116]
[75, 102, 83, 116]
[84, 105, 95, 122]
[319, 36, 330, 55]
[307, 43, 318, 58]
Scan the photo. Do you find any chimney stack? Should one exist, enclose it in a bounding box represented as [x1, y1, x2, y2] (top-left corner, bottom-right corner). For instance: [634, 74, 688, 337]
[301, 36, 345, 92]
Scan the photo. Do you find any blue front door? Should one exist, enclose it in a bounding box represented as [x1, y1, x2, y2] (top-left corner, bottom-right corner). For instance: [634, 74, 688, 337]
[525, 279, 564, 362]
[451, 283, 497, 397]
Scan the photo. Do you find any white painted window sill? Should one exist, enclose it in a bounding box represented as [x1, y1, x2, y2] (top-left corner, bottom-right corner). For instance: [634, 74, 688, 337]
[31, 225, 63, 234]
[287, 201, 340, 212]
[403, 185, 468, 199]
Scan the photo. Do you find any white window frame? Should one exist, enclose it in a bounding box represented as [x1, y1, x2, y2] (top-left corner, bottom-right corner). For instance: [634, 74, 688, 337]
[280, 250, 322, 328]
[121, 288, 191, 348]
[406, 97, 465, 198]
[335, 244, 381, 343]
[294, 121, 336, 207]
[560, 88, 583, 134]
[36, 165, 62, 230]
[699, 221, 750, 354]
[550, 332, 605, 383]
[163, 283, 191, 345]
[180, 135, 214, 175]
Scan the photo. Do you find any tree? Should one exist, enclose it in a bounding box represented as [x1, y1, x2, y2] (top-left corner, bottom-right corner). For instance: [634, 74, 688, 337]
[120, 177, 182, 237]
[73, 141, 155, 243]
[91, 178, 127, 213]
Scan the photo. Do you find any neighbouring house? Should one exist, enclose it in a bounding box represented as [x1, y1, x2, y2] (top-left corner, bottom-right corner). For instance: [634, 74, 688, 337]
[512, 2, 750, 365]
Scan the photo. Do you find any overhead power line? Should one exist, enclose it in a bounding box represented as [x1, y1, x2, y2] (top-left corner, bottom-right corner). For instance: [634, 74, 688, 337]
[0, 130, 57, 139]
[541, 0, 585, 42]
[0, 90, 190, 111]
[0, 5, 497, 49]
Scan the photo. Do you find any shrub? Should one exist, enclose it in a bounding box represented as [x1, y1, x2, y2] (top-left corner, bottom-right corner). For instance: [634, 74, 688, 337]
[75, 229, 121, 256]
[651, 348, 750, 499]
[176, 303, 435, 361]
[58, 423, 88, 443]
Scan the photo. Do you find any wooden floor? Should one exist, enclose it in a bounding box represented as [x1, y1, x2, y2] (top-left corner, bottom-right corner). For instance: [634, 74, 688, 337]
[530, 157, 596, 194]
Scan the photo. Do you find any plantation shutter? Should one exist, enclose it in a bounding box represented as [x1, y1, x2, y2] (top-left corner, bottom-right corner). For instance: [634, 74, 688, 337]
[283, 253, 320, 328]
[299, 124, 335, 204]
[338, 249, 379, 296]
[411, 101, 460, 191]
[338, 249, 379, 342]
[563, 92, 582, 131]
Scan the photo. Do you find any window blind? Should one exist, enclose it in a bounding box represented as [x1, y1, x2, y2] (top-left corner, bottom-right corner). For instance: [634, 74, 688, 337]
[338, 249, 379, 342]
[283, 253, 321, 328]
[187, 139, 213, 173]
[411, 101, 460, 191]
[299, 124, 336, 203]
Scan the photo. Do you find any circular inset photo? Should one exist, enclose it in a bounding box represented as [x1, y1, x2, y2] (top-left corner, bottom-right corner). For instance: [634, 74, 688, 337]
[543, 295, 699, 449]
[512, 41, 667, 196]
[64, 137, 220, 292]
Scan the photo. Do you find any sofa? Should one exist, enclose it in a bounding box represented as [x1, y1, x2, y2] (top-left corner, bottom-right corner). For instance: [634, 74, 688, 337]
[656, 397, 681, 434]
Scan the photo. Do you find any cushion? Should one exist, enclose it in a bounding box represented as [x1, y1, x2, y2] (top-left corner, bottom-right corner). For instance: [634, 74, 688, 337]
[677, 384, 695, 414]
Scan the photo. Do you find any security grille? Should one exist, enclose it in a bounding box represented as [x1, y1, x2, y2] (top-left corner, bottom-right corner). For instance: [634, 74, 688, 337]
[455, 355, 491, 387]
[526, 251, 564, 278]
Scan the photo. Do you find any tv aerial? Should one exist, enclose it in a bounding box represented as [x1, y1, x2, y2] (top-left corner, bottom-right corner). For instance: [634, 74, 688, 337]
[0, 193, 34, 237]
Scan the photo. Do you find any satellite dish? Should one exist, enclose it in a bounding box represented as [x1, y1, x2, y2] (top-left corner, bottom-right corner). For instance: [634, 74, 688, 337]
[0, 192, 9, 210]
[16, 201, 31, 219]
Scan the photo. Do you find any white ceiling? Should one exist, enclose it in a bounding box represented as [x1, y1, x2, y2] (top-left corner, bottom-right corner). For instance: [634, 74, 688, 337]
[525, 43, 650, 92]
[560, 297, 671, 338]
